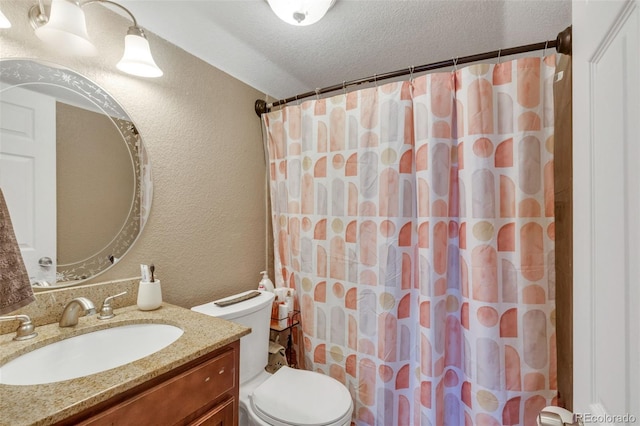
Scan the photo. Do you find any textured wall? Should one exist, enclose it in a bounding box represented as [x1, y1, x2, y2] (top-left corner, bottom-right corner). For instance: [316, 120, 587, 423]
[0, 1, 268, 308]
[56, 103, 133, 265]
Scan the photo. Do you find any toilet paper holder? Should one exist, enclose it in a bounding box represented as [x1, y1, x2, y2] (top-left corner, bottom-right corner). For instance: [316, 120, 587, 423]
[538, 407, 582, 426]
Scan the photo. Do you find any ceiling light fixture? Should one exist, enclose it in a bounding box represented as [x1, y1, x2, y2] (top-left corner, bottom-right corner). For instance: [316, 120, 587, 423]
[28, 0, 163, 78]
[0, 9, 12, 28]
[266, 0, 335, 26]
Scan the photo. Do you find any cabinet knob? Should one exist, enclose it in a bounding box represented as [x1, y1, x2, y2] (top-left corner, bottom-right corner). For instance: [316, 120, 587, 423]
[218, 368, 225, 375]
[204, 377, 210, 382]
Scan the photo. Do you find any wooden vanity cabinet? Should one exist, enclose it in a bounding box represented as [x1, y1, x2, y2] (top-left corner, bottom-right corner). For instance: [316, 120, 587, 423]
[57, 340, 239, 426]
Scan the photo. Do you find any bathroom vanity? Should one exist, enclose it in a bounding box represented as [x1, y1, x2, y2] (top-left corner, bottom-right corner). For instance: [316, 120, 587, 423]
[66, 342, 238, 425]
[0, 303, 250, 426]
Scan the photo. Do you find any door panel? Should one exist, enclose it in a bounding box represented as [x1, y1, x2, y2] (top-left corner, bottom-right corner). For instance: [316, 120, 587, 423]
[0, 86, 56, 283]
[573, 0, 640, 422]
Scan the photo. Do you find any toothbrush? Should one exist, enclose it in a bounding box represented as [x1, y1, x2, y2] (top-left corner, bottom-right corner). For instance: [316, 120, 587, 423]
[140, 264, 150, 282]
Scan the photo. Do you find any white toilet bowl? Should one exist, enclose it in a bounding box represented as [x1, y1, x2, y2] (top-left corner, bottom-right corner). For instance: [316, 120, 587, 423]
[241, 367, 352, 426]
[192, 290, 353, 426]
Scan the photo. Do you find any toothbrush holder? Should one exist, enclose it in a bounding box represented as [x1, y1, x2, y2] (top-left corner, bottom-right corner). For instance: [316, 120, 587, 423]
[137, 280, 162, 311]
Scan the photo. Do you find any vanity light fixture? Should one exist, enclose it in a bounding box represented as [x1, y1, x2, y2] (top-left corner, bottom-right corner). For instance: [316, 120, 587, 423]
[266, 0, 335, 26]
[28, 0, 163, 78]
[0, 9, 12, 28]
[29, 0, 97, 56]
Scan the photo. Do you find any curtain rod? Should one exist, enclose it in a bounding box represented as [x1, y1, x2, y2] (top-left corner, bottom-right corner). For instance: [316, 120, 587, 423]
[255, 26, 571, 116]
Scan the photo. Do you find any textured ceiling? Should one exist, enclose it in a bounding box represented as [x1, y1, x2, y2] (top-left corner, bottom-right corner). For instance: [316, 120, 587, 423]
[117, 0, 572, 100]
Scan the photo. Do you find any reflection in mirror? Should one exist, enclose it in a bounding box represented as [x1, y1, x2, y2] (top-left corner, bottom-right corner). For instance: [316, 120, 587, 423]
[0, 59, 152, 290]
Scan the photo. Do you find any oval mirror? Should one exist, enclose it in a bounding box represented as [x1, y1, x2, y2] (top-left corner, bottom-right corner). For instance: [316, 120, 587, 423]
[0, 59, 152, 290]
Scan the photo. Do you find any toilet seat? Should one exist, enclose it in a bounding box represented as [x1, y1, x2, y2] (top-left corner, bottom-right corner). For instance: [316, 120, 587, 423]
[249, 366, 353, 426]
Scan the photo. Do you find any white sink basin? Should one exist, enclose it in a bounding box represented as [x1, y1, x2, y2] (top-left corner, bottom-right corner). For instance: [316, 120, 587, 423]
[0, 323, 183, 386]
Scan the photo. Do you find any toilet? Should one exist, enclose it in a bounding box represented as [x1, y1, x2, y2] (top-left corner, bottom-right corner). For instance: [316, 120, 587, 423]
[192, 290, 354, 426]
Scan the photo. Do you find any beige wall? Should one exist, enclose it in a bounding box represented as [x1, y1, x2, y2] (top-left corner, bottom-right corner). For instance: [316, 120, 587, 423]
[0, 1, 268, 308]
[56, 102, 134, 265]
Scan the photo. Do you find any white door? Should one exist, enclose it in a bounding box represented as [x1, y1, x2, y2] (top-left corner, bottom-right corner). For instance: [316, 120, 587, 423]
[0, 86, 57, 283]
[573, 0, 640, 424]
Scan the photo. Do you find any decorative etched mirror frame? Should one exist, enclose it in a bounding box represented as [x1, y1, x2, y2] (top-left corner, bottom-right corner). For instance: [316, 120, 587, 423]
[0, 58, 152, 287]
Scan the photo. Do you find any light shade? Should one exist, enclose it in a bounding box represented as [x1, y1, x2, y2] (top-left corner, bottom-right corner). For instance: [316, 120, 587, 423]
[267, 0, 334, 26]
[0, 9, 11, 28]
[116, 29, 163, 78]
[34, 0, 97, 56]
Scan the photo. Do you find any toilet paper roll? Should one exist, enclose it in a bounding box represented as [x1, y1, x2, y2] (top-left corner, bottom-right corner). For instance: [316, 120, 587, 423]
[274, 287, 288, 302]
[278, 303, 289, 328]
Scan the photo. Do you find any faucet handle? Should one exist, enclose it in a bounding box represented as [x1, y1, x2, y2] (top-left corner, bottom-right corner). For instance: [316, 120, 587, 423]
[0, 314, 38, 341]
[98, 291, 128, 320]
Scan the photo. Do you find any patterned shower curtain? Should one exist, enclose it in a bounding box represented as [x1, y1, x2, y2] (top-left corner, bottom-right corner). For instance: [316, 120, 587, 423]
[263, 55, 557, 426]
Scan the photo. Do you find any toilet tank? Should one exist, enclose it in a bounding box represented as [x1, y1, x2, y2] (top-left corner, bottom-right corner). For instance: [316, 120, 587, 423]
[191, 290, 275, 384]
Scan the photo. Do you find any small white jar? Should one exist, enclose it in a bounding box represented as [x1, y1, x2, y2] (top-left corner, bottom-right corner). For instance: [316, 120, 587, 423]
[137, 280, 162, 311]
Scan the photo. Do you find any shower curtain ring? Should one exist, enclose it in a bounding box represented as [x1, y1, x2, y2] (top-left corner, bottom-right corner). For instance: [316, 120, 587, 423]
[315, 88, 320, 100]
[409, 65, 415, 83]
[373, 73, 378, 87]
[543, 40, 549, 57]
[497, 49, 502, 64]
[343, 81, 347, 95]
[452, 57, 459, 72]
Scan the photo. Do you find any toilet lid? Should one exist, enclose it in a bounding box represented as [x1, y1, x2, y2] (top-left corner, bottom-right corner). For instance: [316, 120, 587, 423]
[250, 366, 353, 426]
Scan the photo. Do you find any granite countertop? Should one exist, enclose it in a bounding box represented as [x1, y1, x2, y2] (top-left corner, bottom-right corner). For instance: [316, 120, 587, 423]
[0, 303, 250, 426]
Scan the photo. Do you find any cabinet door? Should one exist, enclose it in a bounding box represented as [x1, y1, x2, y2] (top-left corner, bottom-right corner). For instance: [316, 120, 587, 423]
[77, 348, 236, 425]
[189, 397, 235, 426]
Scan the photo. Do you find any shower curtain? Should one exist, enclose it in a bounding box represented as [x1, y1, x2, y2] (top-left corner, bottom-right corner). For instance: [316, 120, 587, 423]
[263, 55, 557, 426]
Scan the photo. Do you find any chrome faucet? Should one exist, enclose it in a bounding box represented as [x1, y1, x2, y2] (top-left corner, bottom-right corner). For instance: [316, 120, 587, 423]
[59, 297, 96, 327]
[0, 314, 38, 340]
